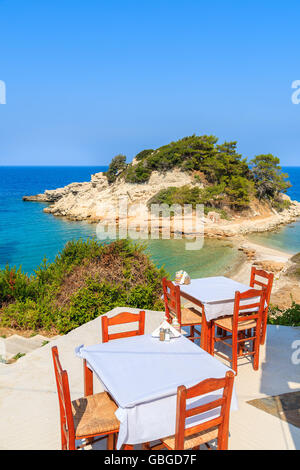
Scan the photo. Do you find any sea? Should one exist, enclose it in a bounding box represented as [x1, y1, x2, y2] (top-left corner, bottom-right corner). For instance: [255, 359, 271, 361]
[0, 166, 299, 278]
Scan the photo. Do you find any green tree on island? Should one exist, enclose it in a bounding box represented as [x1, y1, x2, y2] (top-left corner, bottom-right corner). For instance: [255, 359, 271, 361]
[105, 154, 127, 184]
[250, 154, 291, 200]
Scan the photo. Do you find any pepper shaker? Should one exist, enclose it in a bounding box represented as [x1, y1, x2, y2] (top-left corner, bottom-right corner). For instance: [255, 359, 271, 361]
[165, 328, 171, 342]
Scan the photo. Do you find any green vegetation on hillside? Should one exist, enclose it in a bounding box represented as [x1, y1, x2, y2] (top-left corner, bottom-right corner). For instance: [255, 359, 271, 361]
[0, 239, 166, 334]
[147, 185, 230, 218]
[105, 134, 291, 211]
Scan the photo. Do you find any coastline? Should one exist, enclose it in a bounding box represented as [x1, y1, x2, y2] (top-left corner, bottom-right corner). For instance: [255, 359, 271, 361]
[22, 169, 300, 239]
[228, 237, 299, 308]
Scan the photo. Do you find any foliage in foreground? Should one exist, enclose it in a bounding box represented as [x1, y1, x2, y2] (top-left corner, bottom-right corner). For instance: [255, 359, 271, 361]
[0, 239, 166, 334]
[268, 302, 300, 327]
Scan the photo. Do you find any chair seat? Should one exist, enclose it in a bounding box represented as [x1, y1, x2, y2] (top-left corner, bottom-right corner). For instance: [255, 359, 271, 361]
[215, 316, 256, 331]
[162, 426, 218, 450]
[72, 392, 120, 439]
[181, 307, 202, 325]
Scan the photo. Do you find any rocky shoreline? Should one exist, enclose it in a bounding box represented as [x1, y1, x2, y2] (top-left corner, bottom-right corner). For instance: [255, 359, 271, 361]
[23, 169, 300, 238]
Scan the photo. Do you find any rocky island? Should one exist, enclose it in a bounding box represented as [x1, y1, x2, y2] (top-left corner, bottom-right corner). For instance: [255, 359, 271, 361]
[23, 135, 300, 238]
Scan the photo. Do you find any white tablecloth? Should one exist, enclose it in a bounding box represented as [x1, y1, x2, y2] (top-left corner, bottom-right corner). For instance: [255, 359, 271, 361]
[179, 276, 252, 321]
[76, 335, 238, 448]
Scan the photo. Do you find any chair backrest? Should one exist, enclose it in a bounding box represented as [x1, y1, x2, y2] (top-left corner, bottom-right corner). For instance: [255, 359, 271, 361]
[250, 267, 274, 309]
[232, 288, 266, 331]
[162, 277, 182, 324]
[101, 310, 145, 343]
[51, 346, 76, 450]
[175, 371, 235, 450]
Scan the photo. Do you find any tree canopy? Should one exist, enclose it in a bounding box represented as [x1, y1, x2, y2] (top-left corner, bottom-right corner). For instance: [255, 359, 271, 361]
[105, 154, 127, 184]
[104, 135, 290, 211]
[250, 154, 291, 200]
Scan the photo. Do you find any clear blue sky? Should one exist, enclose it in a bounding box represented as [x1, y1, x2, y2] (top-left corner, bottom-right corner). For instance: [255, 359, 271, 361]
[0, 0, 300, 166]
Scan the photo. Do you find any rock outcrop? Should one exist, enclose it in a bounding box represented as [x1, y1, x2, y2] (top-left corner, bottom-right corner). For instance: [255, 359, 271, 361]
[23, 168, 300, 237]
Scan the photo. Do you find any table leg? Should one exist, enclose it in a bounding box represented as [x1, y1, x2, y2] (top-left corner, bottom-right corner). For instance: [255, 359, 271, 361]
[200, 309, 209, 351]
[84, 359, 93, 396]
[83, 359, 94, 445]
[123, 444, 134, 450]
[207, 321, 212, 354]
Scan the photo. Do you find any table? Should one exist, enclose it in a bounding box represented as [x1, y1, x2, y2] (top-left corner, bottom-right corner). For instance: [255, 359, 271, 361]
[76, 334, 238, 449]
[178, 276, 251, 352]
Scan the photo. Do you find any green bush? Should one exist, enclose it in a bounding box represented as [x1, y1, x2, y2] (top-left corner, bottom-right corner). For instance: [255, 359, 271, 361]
[268, 302, 300, 327]
[272, 198, 291, 212]
[135, 149, 154, 161]
[147, 185, 229, 217]
[0, 239, 166, 334]
[125, 162, 152, 183]
[0, 266, 37, 304]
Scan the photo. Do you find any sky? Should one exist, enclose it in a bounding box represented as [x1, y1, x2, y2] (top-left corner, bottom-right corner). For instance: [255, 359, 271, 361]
[0, 0, 300, 166]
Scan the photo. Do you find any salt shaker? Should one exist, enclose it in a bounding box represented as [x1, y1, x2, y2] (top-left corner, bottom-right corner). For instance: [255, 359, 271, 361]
[159, 328, 165, 341]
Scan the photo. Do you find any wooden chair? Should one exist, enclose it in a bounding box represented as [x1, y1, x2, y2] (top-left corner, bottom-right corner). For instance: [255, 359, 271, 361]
[143, 371, 235, 450]
[250, 267, 274, 345]
[51, 346, 119, 450]
[211, 288, 266, 373]
[162, 277, 202, 342]
[102, 310, 145, 343]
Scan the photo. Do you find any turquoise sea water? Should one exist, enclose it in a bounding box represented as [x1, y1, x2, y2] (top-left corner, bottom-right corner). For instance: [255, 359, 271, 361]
[247, 167, 300, 254]
[0, 166, 299, 276]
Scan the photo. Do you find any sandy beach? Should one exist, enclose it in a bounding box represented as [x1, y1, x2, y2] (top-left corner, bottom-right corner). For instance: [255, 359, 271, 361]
[229, 237, 300, 308]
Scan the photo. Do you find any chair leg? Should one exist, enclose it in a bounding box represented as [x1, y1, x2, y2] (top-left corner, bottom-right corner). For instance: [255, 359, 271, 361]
[253, 328, 260, 371]
[107, 433, 115, 450]
[123, 444, 134, 450]
[238, 331, 245, 356]
[190, 325, 195, 342]
[260, 310, 268, 345]
[61, 419, 67, 450]
[232, 332, 238, 374]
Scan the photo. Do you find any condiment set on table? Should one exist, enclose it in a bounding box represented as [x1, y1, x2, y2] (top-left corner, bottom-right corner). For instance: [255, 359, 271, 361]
[151, 318, 181, 342]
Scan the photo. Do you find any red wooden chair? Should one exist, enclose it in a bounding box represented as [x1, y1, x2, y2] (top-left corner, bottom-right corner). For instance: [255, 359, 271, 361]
[102, 310, 145, 343]
[162, 277, 202, 342]
[52, 346, 119, 450]
[250, 267, 274, 345]
[211, 288, 266, 373]
[143, 371, 235, 450]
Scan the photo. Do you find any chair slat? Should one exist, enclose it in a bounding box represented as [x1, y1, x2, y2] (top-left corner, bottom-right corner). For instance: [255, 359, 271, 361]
[185, 398, 225, 417]
[184, 416, 223, 438]
[238, 302, 260, 310]
[102, 310, 145, 343]
[187, 376, 227, 399]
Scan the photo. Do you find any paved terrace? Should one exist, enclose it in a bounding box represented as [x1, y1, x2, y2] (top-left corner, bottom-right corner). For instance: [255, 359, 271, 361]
[0, 307, 299, 450]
